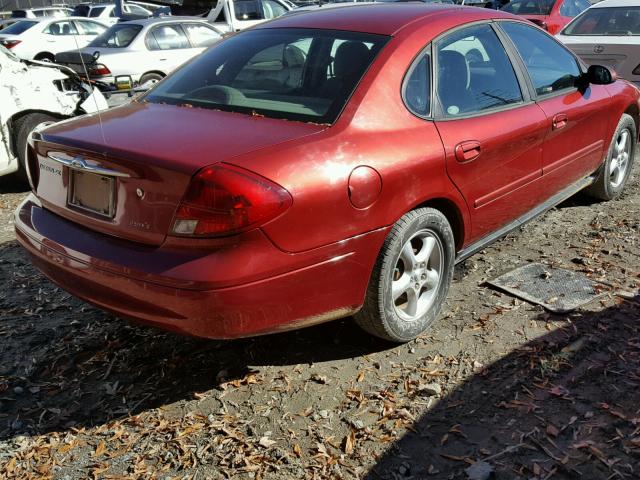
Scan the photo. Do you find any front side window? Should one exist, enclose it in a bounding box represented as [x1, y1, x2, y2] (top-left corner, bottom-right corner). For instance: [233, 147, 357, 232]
[89, 24, 142, 48]
[144, 28, 389, 123]
[183, 23, 221, 48]
[436, 24, 523, 117]
[502, 0, 555, 15]
[501, 21, 581, 96]
[146, 24, 190, 50]
[563, 6, 640, 36]
[404, 54, 431, 117]
[75, 20, 107, 36]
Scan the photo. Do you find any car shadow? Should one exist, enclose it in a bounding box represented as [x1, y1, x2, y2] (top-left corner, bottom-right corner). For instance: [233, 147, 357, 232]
[0, 240, 394, 441]
[366, 299, 639, 480]
[0, 176, 29, 194]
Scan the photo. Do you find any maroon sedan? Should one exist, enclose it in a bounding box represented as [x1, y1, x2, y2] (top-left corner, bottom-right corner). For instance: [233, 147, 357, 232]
[15, 4, 639, 342]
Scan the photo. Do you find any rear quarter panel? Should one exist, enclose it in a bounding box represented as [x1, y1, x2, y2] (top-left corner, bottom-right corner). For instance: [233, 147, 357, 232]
[228, 19, 474, 253]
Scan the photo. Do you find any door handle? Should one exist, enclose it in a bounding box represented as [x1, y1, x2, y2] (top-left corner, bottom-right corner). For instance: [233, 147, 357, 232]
[552, 114, 568, 130]
[454, 141, 482, 163]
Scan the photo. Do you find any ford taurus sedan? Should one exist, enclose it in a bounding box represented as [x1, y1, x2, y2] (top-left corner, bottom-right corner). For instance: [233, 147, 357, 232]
[15, 4, 640, 342]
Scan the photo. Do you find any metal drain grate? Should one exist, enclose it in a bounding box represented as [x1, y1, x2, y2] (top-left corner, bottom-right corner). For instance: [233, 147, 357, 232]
[487, 263, 607, 313]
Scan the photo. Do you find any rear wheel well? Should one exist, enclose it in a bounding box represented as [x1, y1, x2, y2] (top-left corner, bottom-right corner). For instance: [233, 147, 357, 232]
[139, 71, 165, 84]
[8, 110, 64, 158]
[34, 52, 55, 62]
[413, 198, 464, 251]
[624, 103, 640, 141]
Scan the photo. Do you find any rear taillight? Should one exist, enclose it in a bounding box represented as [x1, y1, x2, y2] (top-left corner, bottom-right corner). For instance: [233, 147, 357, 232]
[633, 64, 640, 75]
[88, 64, 111, 76]
[1, 39, 21, 49]
[172, 164, 292, 237]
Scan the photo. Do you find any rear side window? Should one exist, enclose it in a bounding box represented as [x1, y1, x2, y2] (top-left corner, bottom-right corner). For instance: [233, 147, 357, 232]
[501, 22, 581, 96]
[563, 6, 640, 36]
[146, 24, 190, 50]
[44, 20, 78, 35]
[90, 6, 106, 17]
[89, 24, 142, 48]
[436, 24, 523, 117]
[404, 54, 431, 117]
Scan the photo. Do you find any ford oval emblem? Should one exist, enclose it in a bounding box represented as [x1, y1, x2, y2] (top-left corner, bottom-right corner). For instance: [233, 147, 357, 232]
[593, 45, 605, 54]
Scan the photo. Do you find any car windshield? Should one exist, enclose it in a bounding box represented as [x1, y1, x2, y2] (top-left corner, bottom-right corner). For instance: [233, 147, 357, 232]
[563, 7, 640, 36]
[144, 28, 389, 124]
[1, 20, 38, 34]
[502, 0, 555, 15]
[89, 23, 143, 48]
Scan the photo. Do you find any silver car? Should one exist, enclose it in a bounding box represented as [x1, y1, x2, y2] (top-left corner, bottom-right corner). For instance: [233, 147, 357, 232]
[59, 17, 222, 87]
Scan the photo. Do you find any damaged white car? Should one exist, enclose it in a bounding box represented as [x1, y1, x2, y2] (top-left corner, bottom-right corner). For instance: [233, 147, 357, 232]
[0, 44, 107, 181]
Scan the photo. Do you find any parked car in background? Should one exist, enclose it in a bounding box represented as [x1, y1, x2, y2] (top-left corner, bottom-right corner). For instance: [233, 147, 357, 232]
[0, 17, 108, 61]
[11, 7, 73, 18]
[16, 5, 639, 342]
[56, 18, 222, 88]
[501, 0, 590, 34]
[71, 2, 155, 24]
[0, 45, 107, 181]
[206, 0, 294, 33]
[557, 0, 640, 87]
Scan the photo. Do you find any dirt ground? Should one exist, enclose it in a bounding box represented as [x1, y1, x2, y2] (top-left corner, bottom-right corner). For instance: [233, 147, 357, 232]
[0, 163, 638, 479]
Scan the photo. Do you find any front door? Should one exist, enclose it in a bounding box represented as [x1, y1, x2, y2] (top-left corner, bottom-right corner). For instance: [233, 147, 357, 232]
[433, 23, 548, 241]
[500, 21, 610, 195]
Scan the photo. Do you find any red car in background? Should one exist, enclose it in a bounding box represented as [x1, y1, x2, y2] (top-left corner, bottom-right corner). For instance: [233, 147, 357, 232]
[15, 4, 639, 343]
[501, 0, 591, 34]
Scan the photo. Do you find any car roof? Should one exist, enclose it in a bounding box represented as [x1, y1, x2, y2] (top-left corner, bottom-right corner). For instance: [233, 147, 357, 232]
[260, 4, 515, 36]
[14, 16, 108, 23]
[591, 0, 640, 7]
[110, 16, 209, 26]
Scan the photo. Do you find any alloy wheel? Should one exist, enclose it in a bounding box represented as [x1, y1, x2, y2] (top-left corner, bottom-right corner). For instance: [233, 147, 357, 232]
[609, 128, 631, 189]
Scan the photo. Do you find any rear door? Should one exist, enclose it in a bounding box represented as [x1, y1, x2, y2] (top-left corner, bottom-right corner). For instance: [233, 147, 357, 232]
[433, 23, 548, 241]
[500, 21, 610, 194]
[145, 23, 193, 73]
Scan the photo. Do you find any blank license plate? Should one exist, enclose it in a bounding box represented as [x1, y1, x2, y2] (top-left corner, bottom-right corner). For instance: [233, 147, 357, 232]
[68, 170, 115, 218]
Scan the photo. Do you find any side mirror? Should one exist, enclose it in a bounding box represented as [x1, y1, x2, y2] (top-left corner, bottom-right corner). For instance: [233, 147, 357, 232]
[586, 65, 616, 85]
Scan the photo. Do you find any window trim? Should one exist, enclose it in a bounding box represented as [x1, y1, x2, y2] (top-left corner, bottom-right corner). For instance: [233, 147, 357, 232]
[430, 20, 531, 122]
[494, 20, 586, 102]
[401, 43, 434, 120]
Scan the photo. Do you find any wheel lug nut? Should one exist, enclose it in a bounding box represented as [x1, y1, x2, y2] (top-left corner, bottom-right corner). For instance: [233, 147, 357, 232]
[421, 274, 426, 280]
[414, 283, 420, 289]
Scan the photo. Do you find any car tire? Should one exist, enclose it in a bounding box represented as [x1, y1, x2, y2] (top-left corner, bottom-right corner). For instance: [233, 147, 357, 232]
[355, 208, 455, 343]
[584, 113, 636, 201]
[14, 113, 57, 184]
[139, 72, 163, 87]
[34, 53, 54, 62]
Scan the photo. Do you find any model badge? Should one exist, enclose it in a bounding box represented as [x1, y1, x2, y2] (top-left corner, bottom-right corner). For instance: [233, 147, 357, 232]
[593, 45, 605, 54]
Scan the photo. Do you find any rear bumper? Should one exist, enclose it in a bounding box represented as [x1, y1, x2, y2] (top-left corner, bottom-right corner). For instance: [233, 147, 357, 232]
[15, 194, 388, 339]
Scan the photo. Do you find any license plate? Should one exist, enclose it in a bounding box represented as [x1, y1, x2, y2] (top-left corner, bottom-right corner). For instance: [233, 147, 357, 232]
[68, 170, 115, 218]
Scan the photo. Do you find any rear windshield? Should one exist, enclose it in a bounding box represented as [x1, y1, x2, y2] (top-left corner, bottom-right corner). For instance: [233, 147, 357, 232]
[1, 20, 38, 34]
[144, 28, 389, 124]
[563, 7, 640, 36]
[502, 0, 554, 16]
[89, 24, 142, 48]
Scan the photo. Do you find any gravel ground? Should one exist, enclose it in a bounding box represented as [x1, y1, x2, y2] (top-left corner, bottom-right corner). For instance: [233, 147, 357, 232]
[0, 160, 638, 479]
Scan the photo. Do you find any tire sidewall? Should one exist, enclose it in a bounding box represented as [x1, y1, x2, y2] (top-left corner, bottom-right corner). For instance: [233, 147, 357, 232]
[603, 116, 636, 199]
[378, 209, 455, 342]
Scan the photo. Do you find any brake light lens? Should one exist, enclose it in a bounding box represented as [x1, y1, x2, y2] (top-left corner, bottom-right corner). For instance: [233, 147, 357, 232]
[172, 164, 292, 237]
[1, 39, 21, 49]
[88, 64, 111, 76]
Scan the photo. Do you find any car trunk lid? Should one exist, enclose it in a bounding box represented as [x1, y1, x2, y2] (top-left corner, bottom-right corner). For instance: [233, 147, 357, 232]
[31, 102, 326, 246]
[562, 37, 640, 82]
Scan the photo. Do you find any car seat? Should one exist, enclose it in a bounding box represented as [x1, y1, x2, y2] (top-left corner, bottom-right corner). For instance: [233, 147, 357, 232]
[438, 50, 474, 116]
[320, 41, 370, 98]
